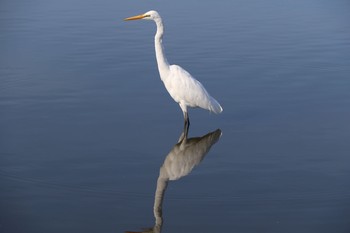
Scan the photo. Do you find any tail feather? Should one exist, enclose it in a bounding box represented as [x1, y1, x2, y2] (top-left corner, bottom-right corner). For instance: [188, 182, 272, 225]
[209, 96, 223, 114]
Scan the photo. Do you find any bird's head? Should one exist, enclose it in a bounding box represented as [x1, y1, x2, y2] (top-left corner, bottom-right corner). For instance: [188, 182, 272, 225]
[124, 10, 161, 22]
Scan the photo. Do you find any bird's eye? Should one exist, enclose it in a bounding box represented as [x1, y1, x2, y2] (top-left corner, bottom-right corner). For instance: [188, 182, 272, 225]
[144, 14, 151, 18]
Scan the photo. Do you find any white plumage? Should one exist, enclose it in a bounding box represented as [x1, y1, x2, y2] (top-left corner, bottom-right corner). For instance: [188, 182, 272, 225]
[125, 10, 223, 133]
[166, 65, 223, 114]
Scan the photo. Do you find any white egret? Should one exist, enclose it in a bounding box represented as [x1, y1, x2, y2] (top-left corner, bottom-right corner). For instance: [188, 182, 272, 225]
[124, 10, 223, 134]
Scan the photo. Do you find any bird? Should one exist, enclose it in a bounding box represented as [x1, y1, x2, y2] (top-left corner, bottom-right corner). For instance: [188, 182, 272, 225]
[124, 10, 223, 135]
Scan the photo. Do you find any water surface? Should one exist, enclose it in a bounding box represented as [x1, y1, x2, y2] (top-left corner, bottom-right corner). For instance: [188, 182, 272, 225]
[1, 0, 350, 232]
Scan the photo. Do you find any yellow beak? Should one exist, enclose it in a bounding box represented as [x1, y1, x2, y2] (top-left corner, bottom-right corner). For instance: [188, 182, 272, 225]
[124, 14, 147, 21]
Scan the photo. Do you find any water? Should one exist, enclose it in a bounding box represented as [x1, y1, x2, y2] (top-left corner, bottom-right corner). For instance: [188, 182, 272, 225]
[1, 0, 350, 232]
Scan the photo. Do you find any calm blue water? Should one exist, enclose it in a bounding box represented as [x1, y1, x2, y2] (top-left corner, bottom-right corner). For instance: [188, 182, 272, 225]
[1, 0, 350, 232]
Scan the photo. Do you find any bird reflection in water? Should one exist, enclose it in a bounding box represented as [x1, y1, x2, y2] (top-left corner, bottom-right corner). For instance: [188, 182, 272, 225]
[126, 127, 222, 233]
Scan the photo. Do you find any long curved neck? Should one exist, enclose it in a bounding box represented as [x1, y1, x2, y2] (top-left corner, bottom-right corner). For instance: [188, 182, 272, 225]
[154, 19, 170, 80]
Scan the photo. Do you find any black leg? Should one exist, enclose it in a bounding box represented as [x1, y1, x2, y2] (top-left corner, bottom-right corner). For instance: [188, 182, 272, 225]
[183, 112, 190, 140]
